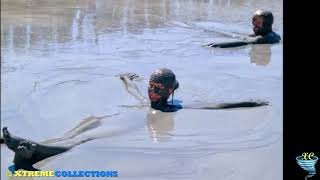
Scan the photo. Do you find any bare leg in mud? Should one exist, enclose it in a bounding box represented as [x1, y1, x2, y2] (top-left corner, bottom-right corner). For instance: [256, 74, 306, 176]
[2, 127, 70, 171]
[1, 115, 116, 171]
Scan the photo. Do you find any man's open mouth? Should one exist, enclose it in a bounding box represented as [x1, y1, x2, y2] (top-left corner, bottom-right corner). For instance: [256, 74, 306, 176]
[148, 92, 161, 101]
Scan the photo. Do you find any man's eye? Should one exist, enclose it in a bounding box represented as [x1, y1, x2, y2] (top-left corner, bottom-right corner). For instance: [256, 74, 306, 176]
[149, 85, 158, 89]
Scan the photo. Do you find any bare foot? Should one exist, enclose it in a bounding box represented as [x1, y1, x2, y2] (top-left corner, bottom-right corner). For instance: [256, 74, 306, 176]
[2, 127, 26, 151]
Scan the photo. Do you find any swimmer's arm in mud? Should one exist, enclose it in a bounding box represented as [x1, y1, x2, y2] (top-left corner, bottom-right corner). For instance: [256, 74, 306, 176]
[118, 73, 148, 102]
[205, 36, 265, 48]
[182, 100, 269, 110]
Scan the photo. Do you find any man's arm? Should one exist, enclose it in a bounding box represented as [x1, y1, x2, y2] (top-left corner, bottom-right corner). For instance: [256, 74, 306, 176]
[206, 36, 264, 48]
[118, 73, 148, 102]
[207, 41, 249, 48]
[183, 100, 269, 110]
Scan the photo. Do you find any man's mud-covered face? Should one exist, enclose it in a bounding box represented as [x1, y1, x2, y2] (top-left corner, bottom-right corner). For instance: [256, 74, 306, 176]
[148, 81, 173, 102]
[252, 16, 264, 35]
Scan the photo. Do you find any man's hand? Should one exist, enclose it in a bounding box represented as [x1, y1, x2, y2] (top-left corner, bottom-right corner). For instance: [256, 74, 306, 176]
[117, 72, 147, 101]
[205, 42, 218, 47]
[118, 73, 140, 81]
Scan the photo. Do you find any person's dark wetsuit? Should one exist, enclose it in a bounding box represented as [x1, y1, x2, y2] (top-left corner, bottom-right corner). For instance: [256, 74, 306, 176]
[206, 10, 281, 48]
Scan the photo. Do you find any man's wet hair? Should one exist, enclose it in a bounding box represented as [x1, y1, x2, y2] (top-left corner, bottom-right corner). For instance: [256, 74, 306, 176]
[150, 68, 179, 90]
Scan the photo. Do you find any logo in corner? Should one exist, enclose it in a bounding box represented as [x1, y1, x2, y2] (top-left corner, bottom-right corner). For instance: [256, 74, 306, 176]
[296, 152, 318, 179]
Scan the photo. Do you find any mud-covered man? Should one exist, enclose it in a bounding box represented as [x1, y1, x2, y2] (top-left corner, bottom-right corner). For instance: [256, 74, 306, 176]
[206, 10, 281, 48]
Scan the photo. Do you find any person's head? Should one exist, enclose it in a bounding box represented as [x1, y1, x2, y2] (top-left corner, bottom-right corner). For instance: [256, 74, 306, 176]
[148, 68, 179, 103]
[252, 10, 274, 36]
